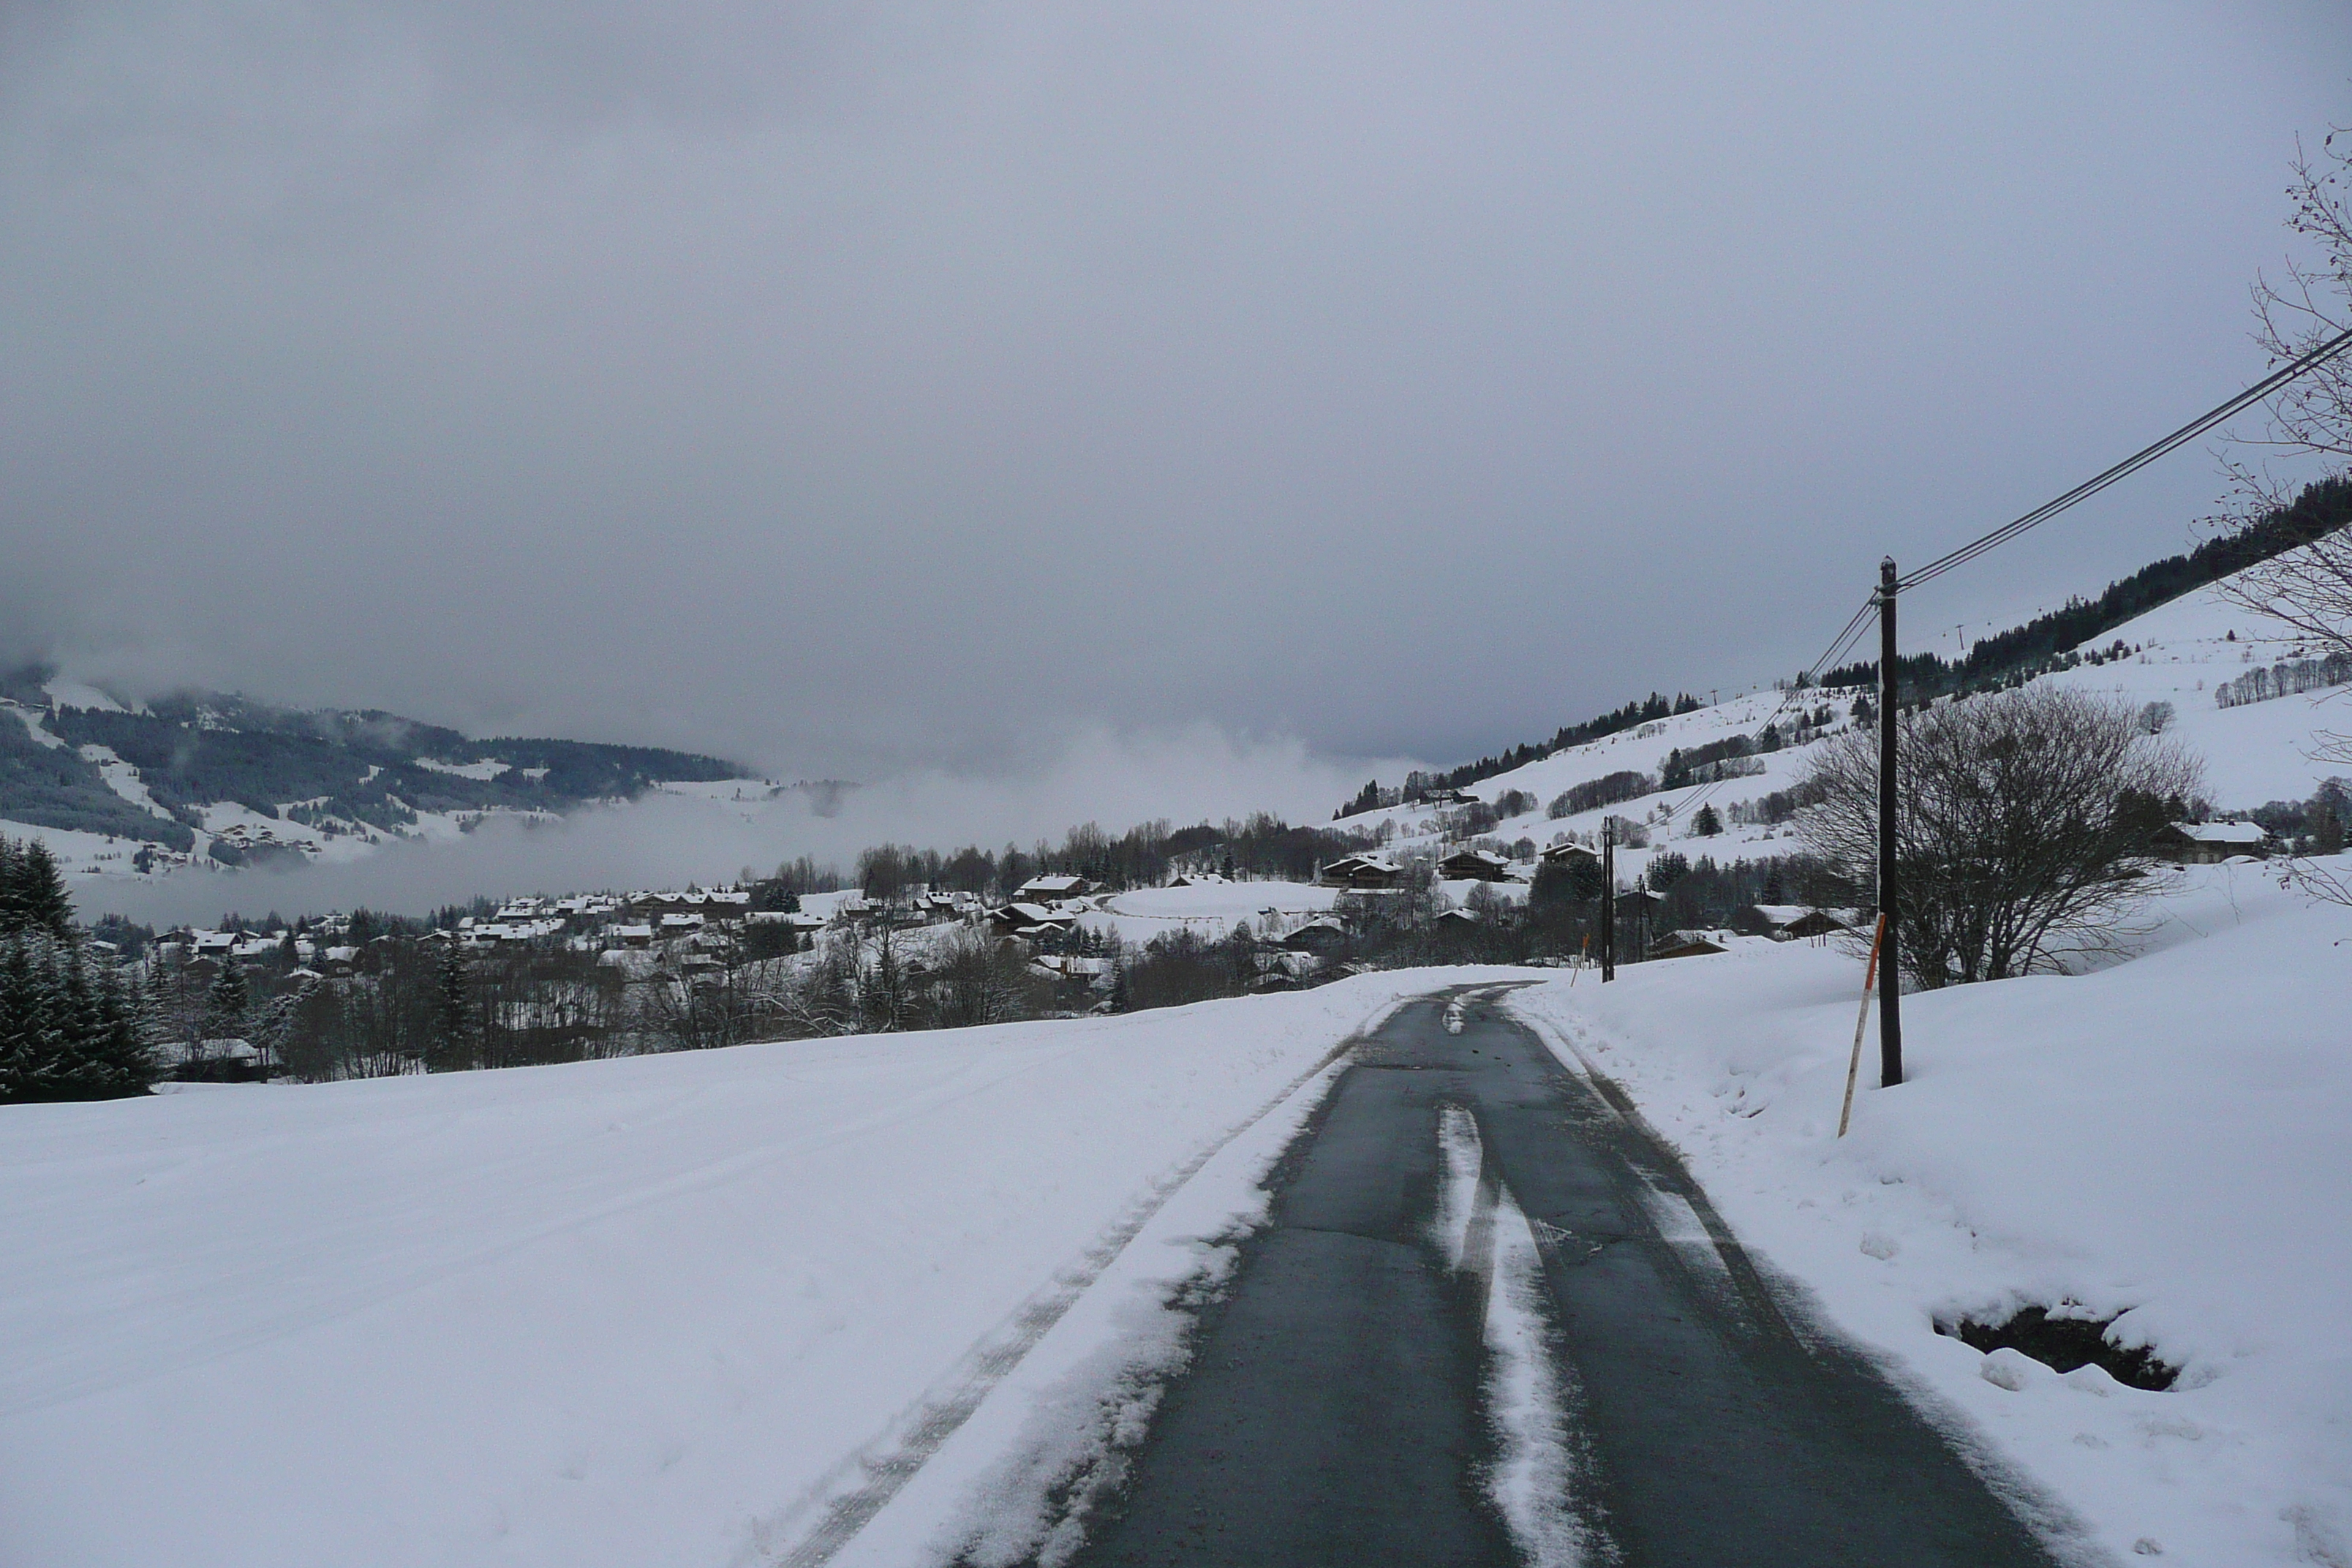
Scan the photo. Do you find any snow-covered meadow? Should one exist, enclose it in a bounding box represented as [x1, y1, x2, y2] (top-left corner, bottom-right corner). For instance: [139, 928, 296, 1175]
[0, 972, 1504, 1568]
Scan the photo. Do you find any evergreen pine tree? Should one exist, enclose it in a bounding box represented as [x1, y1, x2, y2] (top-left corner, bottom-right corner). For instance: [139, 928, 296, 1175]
[0, 931, 153, 1103]
[200, 955, 249, 1044]
[0, 934, 53, 1101]
[94, 960, 158, 1093]
[0, 837, 19, 932]
[0, 836, 77, 940]
[1692, 803, 1724, 837]
[14, 840, 74, 938]
[53, 948, 110, 1098]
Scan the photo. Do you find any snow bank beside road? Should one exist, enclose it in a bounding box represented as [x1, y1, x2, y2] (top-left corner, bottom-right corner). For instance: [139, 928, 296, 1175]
[0, 973, 1464, 1568]
[1509, 861, 2352, 1568]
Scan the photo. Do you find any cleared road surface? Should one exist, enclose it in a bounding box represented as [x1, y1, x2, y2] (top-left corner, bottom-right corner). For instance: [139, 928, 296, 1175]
[1054, 987, 2070, 1568]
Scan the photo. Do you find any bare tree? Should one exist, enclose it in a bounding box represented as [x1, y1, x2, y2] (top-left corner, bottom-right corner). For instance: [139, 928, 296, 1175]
[1799, 687, 2202, 988]
[2208, 128, 2352, 904]
[2223, 128, 2352, 508]
[927, 930, 1037, 1028]
[2217, 129, 2352, 659]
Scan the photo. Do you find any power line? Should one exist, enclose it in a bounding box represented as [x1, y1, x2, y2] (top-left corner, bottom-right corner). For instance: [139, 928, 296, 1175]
[1896, 324, 2352, 593]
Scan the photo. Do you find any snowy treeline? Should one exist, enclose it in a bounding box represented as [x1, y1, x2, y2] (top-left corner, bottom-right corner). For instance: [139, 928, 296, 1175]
[0, 835, 156, 1102]
[2213, 651, 2352, 708]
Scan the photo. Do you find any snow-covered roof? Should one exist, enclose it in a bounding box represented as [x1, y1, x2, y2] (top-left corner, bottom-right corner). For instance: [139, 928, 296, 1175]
[2171, 821, 2268, 845]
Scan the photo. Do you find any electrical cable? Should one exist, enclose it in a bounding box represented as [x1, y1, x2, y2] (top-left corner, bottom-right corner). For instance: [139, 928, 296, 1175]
[1896, 324, 2352, 594]
[1658, 592, 1877, 827]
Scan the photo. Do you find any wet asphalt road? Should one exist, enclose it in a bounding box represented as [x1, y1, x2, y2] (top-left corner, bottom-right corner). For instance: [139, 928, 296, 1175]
[1059, 987, 2069, 1568]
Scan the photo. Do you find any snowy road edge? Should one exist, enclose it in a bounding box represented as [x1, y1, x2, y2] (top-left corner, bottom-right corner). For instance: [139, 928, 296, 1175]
[748, 993, 1414, 1568]
[1499, 988, 2122, 1568]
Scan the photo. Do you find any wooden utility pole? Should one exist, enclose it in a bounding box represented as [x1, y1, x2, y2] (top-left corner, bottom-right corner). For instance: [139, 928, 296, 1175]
[1600, 819, 1616, 982]
[1877, 557, 1904, 1087]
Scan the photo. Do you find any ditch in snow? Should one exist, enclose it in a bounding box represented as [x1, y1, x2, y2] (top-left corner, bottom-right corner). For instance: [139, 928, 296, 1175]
[1937, 1306, 2179, 1392]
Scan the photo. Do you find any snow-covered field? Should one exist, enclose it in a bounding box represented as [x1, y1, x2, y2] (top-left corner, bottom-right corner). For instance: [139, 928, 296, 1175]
[1084, 878, 1341, 943]
[1508, 858, 2352, 1568]
[0, 971, 1490, 1568]
[13, 557, 2352, 1566]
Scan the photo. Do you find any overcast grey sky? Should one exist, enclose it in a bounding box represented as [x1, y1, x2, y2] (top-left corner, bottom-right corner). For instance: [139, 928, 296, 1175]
[6, 3, 2350, 806]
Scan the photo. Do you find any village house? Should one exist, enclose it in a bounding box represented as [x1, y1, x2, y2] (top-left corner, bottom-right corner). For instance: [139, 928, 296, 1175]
[1014, 873, 1094, 902]
[1539, 840, 1601, 870]
[1282, 916, 1350, 953]
[1317, 854, 1405, 890]
[990, 902, 1075, 938]
[1439, 848, 1514, 882]
[2150, 821, 2273, 864]
[1732, 905, 1856, 941]
[1648, 932, 1730, 960]
[154, 1037, 263, 1082]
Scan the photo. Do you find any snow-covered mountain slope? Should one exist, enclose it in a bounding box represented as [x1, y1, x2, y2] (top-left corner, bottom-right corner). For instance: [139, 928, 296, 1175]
[1352, 542, 2352, 891]
[0, 670, 758, 882]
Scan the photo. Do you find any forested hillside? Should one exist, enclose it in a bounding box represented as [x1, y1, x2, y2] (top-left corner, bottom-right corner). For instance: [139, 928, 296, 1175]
[1339, 477, 2352, 818]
